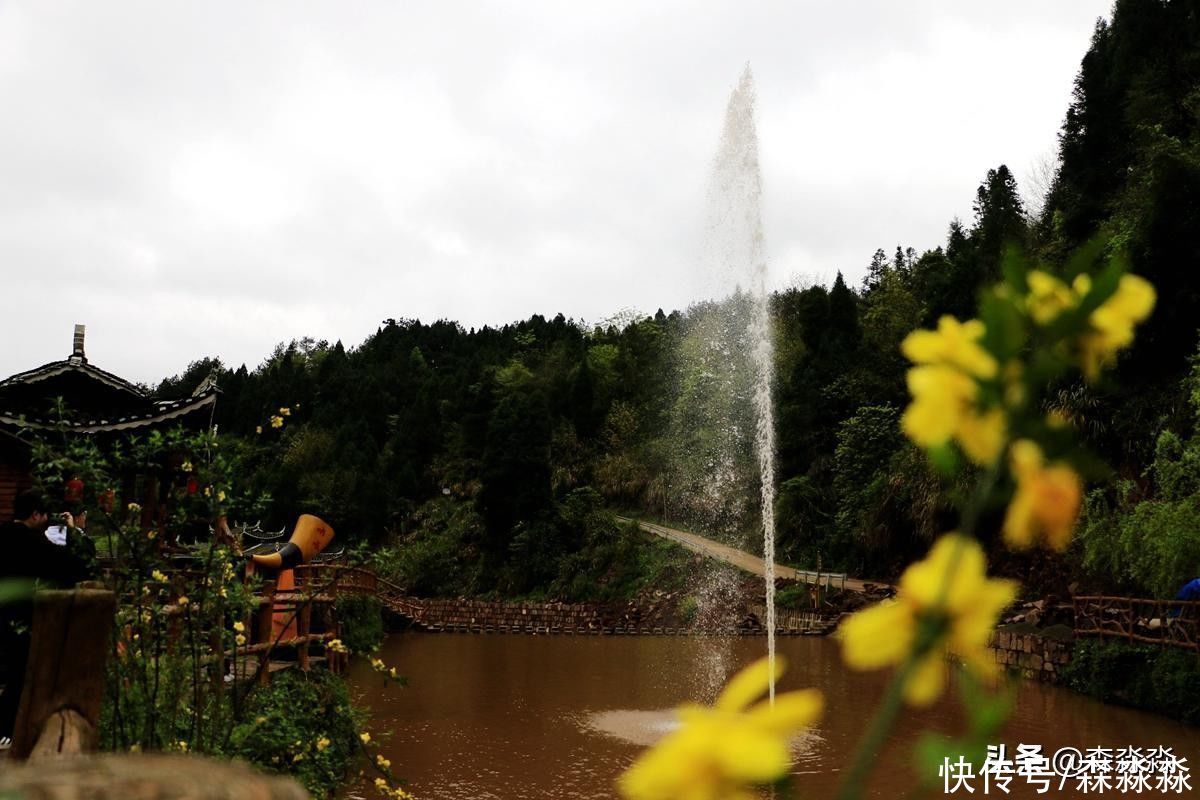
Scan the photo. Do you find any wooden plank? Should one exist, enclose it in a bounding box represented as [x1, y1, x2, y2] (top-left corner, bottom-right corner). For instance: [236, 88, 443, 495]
[11, 588, 116, 760]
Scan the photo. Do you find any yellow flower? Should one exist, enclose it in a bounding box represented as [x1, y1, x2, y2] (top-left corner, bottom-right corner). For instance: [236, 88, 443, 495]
[902, 316, 998, 379]
[279, 406, 291, 416]
[127, 502, 142, 514]
[177, 596, 189, 607]
[328, 638, 348, 653]
[316, 736, 331, 752]
[177, 740, 188, 752]
[151, 569, 168, 583]
[839, 534, 1017, 706]
[900, 317, 1006, 465]
[360, 731, 372, 744]
[233, 621, 245, 633]
[217, 489, 226, 503]
[1025, 270, 1077, 324]
[376, 754, 391, 769]
[270, 415, 285, 429]
[388, 667, 399, 680]
[256, 425, 263, 435]
[1003, 440, 1083, 551]
[235, 634, 246, 646]
[374, 778, 389, 790]
[619, 655, 823, 800]
[1079, 273, 1156, 380]
[147, 529, 157, 540]
[181, 460, 194, 473]
[954, 407, 1007, 467]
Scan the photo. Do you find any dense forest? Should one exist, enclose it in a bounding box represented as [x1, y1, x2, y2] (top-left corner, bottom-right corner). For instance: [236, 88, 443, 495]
[155, 0, 1200, 600]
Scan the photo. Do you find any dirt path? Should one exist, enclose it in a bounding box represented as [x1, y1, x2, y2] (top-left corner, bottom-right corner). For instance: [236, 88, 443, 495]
[617, 516, 883, 594]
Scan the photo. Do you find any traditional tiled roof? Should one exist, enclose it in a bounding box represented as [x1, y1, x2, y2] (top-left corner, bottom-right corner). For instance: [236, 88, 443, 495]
[0, 357, 147, 399]
[1, 324, 220, 434]
[0, 389, 217, 434]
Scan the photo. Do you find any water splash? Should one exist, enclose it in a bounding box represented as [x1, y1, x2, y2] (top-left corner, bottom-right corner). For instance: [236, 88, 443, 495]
[703, 64, 778, 701]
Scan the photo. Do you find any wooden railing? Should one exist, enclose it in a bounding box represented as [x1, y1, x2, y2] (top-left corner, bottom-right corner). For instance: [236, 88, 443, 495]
[293, 564, 426, 621]
[1073, 595, 1200, 651]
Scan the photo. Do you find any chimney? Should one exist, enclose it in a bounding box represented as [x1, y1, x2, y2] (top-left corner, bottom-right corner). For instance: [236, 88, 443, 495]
[71, 324, 87, 363]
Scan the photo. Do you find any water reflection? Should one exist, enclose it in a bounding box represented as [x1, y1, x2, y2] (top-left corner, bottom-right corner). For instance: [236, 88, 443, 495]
[346, 634, 1199, 799]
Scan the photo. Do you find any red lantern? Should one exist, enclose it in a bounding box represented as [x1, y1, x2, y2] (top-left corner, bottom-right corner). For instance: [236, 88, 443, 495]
[98, 489, 116, 513]
[186, 476, 199, 496]
[65, 476, 84, 503]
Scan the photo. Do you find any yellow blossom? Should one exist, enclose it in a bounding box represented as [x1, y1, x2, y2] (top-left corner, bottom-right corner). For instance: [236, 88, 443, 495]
[388, 667, 399, 680]
[147, 529, 157, 540]
[1079, 274, 1156, 380]
[270, 415, 285, 429]
[217, 489, 226, 503]
[151, 569, 168, 583]
[233, 621, 245, 633]
[235, 634, 246, 646]
[127, 502, 142, 514]
[619, 655, 823, 800]
[316, 736, 331, 752]
[839, 534, 1017, 706]
[328, 638, 348, 653]
[256, 425, 263, 435]
[900, 317, 1006, 465]
[181, 460, 194, 473]
[177, 740, 189, 752]
[954, 407, 1007, 466]
[376, 755, 391, 769]
[360, 731, 372, 744]
[279, 407, 291, 416]
[1003, 440, 1083, 551]
[375, 778, 389, 790]
[1025, 270, 1077, 324]
[177, 596, 189, 607]
[902, 316, 998, 379]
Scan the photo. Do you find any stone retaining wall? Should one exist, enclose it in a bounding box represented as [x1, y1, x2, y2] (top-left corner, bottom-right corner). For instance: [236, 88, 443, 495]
[397, 597, 836, 635]
[989, 630, 1073, 682]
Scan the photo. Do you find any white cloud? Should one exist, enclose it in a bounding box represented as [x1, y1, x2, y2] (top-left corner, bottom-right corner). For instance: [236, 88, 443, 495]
[0, 0, 1111, 383]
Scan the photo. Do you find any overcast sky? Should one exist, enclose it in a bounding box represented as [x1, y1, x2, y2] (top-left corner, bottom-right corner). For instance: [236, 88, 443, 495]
[0, 1, 1112, 384]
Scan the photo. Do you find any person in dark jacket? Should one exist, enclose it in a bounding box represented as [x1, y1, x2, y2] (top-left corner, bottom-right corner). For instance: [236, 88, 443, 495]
[0, 490, 91, 746]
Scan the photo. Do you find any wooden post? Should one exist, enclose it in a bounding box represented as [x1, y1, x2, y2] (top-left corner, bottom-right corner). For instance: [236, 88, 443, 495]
[255, 580, 276, 687]
[297, 602, 311, 671]
[11, 587, 116, 760]
[0, 753, 309, 799]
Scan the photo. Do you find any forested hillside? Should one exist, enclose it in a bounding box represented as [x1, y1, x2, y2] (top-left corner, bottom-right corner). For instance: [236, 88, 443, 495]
[156, 0, 1200, 598]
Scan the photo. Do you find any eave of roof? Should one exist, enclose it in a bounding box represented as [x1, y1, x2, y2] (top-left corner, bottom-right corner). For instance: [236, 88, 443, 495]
[0, 390, 216, 434]
[0, 358, 146, 399]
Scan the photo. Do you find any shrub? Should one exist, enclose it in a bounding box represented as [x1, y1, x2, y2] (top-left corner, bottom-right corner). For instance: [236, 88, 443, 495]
[335, 595, 385, 654]
[225, 670, 365, 798]
[1061, 640, 1200, 724]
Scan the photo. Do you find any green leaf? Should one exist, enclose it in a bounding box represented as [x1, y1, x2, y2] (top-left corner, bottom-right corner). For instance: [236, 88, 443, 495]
[928, 442, 960, 477]
[979, 290, 1027, 362]
[1000, 245, 1030, 295]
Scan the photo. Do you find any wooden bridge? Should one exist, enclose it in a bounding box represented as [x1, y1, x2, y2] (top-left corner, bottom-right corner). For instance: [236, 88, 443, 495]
[1072, 595, 1200, 651]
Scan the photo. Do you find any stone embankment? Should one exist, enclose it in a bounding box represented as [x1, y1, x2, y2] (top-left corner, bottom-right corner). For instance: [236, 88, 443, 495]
[988, 629, 1074, 683]
[395, 597, 837, 635]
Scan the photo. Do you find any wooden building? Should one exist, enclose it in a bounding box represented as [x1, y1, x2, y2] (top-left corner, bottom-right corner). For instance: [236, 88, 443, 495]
[0, 325, 218, 520]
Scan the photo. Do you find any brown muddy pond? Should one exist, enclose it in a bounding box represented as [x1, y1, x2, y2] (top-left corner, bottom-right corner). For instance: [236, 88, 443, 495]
[346, 633, 1199, 799]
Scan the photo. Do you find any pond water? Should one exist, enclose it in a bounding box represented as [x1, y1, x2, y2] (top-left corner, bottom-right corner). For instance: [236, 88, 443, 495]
[346, 633, 1199, 799]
